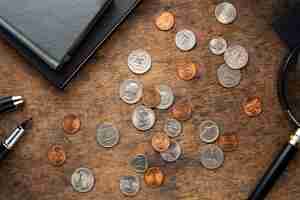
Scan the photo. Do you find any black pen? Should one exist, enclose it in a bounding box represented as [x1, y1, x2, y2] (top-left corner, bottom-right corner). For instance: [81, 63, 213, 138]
[0, 96, 24, 113]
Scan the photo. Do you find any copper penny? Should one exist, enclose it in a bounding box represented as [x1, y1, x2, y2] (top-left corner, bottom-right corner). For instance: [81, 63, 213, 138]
[143, 87, 161, 108]
[63, 114, 81, 135]
[176, 63, 198, 81]
[217, 133, 239, 152]
[155, 11, 175, 31]
[47, 145, 66, 166]
[243, 97, 262, 117]
[151, 133, 170, 152]
[170, 100, 192, 121]
[144, 167, 165, 187]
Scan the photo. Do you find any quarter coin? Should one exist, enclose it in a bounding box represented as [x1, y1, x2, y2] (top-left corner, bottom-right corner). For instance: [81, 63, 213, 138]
[128, 49, 152, 74]
[156, 84, 175, 110]
[224, 45, 249, 69]
[170, 99, 192, 121]
[47, 145, 66, 167]
[63, 114, 81, 135]
[144, 167, 165, 187]
[120, 79, 143, 104]
[217, 133, 239, 152]
[198, 120, 220, 143]
[175, 29, 197, 51]
[130, 154, 149, 173]
[132, 105, 156, 131]
[142, 86, 161, 108]
[151, 133, 171, 152]
[71, 168, 95, 193]
[243, 97, 262, 117]
[200, 144, 224, 170]
[164, 118, 182, 138]
[120, 175, 140, 196]
[209, 37, 227, 55]
[155, 11, 175, 31]
[217, 63, 241, 88]
[176, 63, 198, 81]
[96, 123, 120, 148]
[160, 141, 182, 162]
[215, 2, 237, 25]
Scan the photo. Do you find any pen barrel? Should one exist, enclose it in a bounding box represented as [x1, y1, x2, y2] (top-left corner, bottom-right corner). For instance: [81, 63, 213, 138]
[0, 102, 16, 113]
[0, 144, 9, 160]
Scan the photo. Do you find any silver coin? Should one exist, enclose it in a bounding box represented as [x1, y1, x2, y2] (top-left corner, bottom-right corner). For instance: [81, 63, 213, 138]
[155, 84, 175, 110]
[217, 63, 241, 88]
[119, 175, 140, 196]
[164, 118, 182, 138]
[198, 120, 220, 143]
[200, 145, 224, 170]
[224, 45, 249, 69]
[71, 168, 95, 193]
[130, 154, 149, 173]
[215, 2, 237, 24]
[132, 105, 156, 131]
[96, 123, 120, 148]
[120, 79, 143, 104]
[160, 141, 182, 162]
[128, 49, 152, 74]
[175, 29, 197, 51]
[209, 37, 227, 55]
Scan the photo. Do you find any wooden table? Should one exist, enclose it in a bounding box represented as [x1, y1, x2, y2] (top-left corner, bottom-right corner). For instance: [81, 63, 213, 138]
[0, 0, 297, 199]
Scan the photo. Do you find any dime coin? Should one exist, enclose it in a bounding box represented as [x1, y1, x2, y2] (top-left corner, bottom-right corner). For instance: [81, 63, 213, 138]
[144, 167, 164, 187]
[224, 45, 249, 69]
[132, 105, 156, 131]
[200, 144, 224, 170]
[47, 145, 66, 167]
[71, 168, 95, 193]
[130, 154, 149, 173]
[170, 99, 192, 121]
[160, 141, 182, 162]
[63, 114, 81, 135]
[209, 37, 227, 55]
[155, 11, 175, 31]
[120, 79, 143, 104]
[156, 84, 175, 110]
[128, 49, 152, 74]
[96, 123, 120, 148]
[151, 133, 171, 152]
[215, 2, 237, 25]
[243, 97, 262, 117]
[164, 118, 182, 138]
[175, 29, 197, 51]
[217, 133, 239, 152]
[120, 175, 140, 196]
[198, 120, 220, 143]
[217, 63, 241, 88]
[142, 86, 161, 108]
[176, 63, 198, 81]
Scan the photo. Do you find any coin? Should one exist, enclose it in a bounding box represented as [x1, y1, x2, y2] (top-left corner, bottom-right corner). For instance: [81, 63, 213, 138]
[217, 133, 239, 152]
[160, 141, 182, 162]
[132, 105, 156, 131]
[120, 79, 143, 104]
[224, 45, 249, 69]
[144, 167, 164, 187]
[130, 154, 149, 173]
[164, 118, 182, 138]
[63, 114, 81, 135]
[243, 97, 262, 117]
[176, 63, 198, 81]
[199, 144, 224, 170]
[71, 168, 95, 193]
[209, 37, 227, 55]
[156, 84, 175, 110]
[142, 86, 161, 108]
[96, 123, 120, 148]
[47, 145, 66, 167]
[175, 29, 197, 51]
[198, 120, 220, 143]
[120, 176, 140, 196]
[215, 2, 237, 24]
[170, 99, 192, 121]
[217, 63, 241, 88]
[155, 11, 175, 31]
[128, 49, 152, 74]
[151, 133, 170, 152]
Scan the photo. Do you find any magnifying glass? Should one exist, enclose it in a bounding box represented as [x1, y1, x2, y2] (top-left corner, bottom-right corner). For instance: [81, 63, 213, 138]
[248, 45, 300, 199]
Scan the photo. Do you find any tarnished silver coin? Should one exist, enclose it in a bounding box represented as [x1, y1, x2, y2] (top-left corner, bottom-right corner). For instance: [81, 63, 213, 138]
[130, 154, 149, 173]
[198, 120, 220, 143]
[128, 49, 152, 74]
[164, 118, 182, 138]
[120, 79, 143, 104]
[160, 141, 182, 162]
[96, 123, 120, 148]
[209, 37, 227, 55]
[224, 45, 249, 69]
[155, 84, 175, 110]
[175, 29, 197, 51]
[217, 63, 241, 88]
[132, 105, 156, 131]
[120, 175, 140, 196]
[71, 168, 95, 193]
[215, 2, 237, 25]
[200, 144, 224, 170]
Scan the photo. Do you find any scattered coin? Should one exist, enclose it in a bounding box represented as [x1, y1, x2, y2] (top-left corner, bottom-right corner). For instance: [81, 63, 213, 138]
[217, 63, 241, 88]
[243, 97, 262, 117]
[217, 133, 239, 152]
[47, 145, 66, 167]
[96, 123, 120, 148]
[156, 84, 175, 110]
[128, 49, 152, 74]
[144, 167, 165, 187]
[71, 168, 95, 193]
[198, 120, 220, 143]
[130, 154, 149, 173]
[155, 11, 175, 31]
[63, 114, 81, 135]
[164, 118, 182, 138]
[215, 2, 237, 25]
[151, 133, 171, 152]
[175, 29, 197, 51]
[209, 37, 227, 55]
[120, 175, 140, 196]
[120, 79, 143, 104]
[160, 141, 182, 162]
[170, 99, 192, 121]
[200, 144, 224, 170]
[177, 63, 198, 81]
[132, 105, 156, 131]
[224, 45, 249, 69]
[142, 86, 161, 108]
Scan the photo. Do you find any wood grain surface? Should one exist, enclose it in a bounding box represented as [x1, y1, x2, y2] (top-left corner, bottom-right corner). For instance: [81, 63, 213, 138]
[0, 0, 297, 199]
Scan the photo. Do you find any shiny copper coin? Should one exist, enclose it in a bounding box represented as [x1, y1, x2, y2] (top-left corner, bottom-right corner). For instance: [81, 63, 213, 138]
[176, 63, 198, 81]
[217, 133, 239, 152]
[155, 11, 175, 31]
[144, 167, 165, 187]
[243, 97, 262, 117]
[170, 100, 192, 121]
[151, 133, 170, 152]
[63, 114, 81, 135]
[47, 145, 66, 166]
[142, 87, 161, 108]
